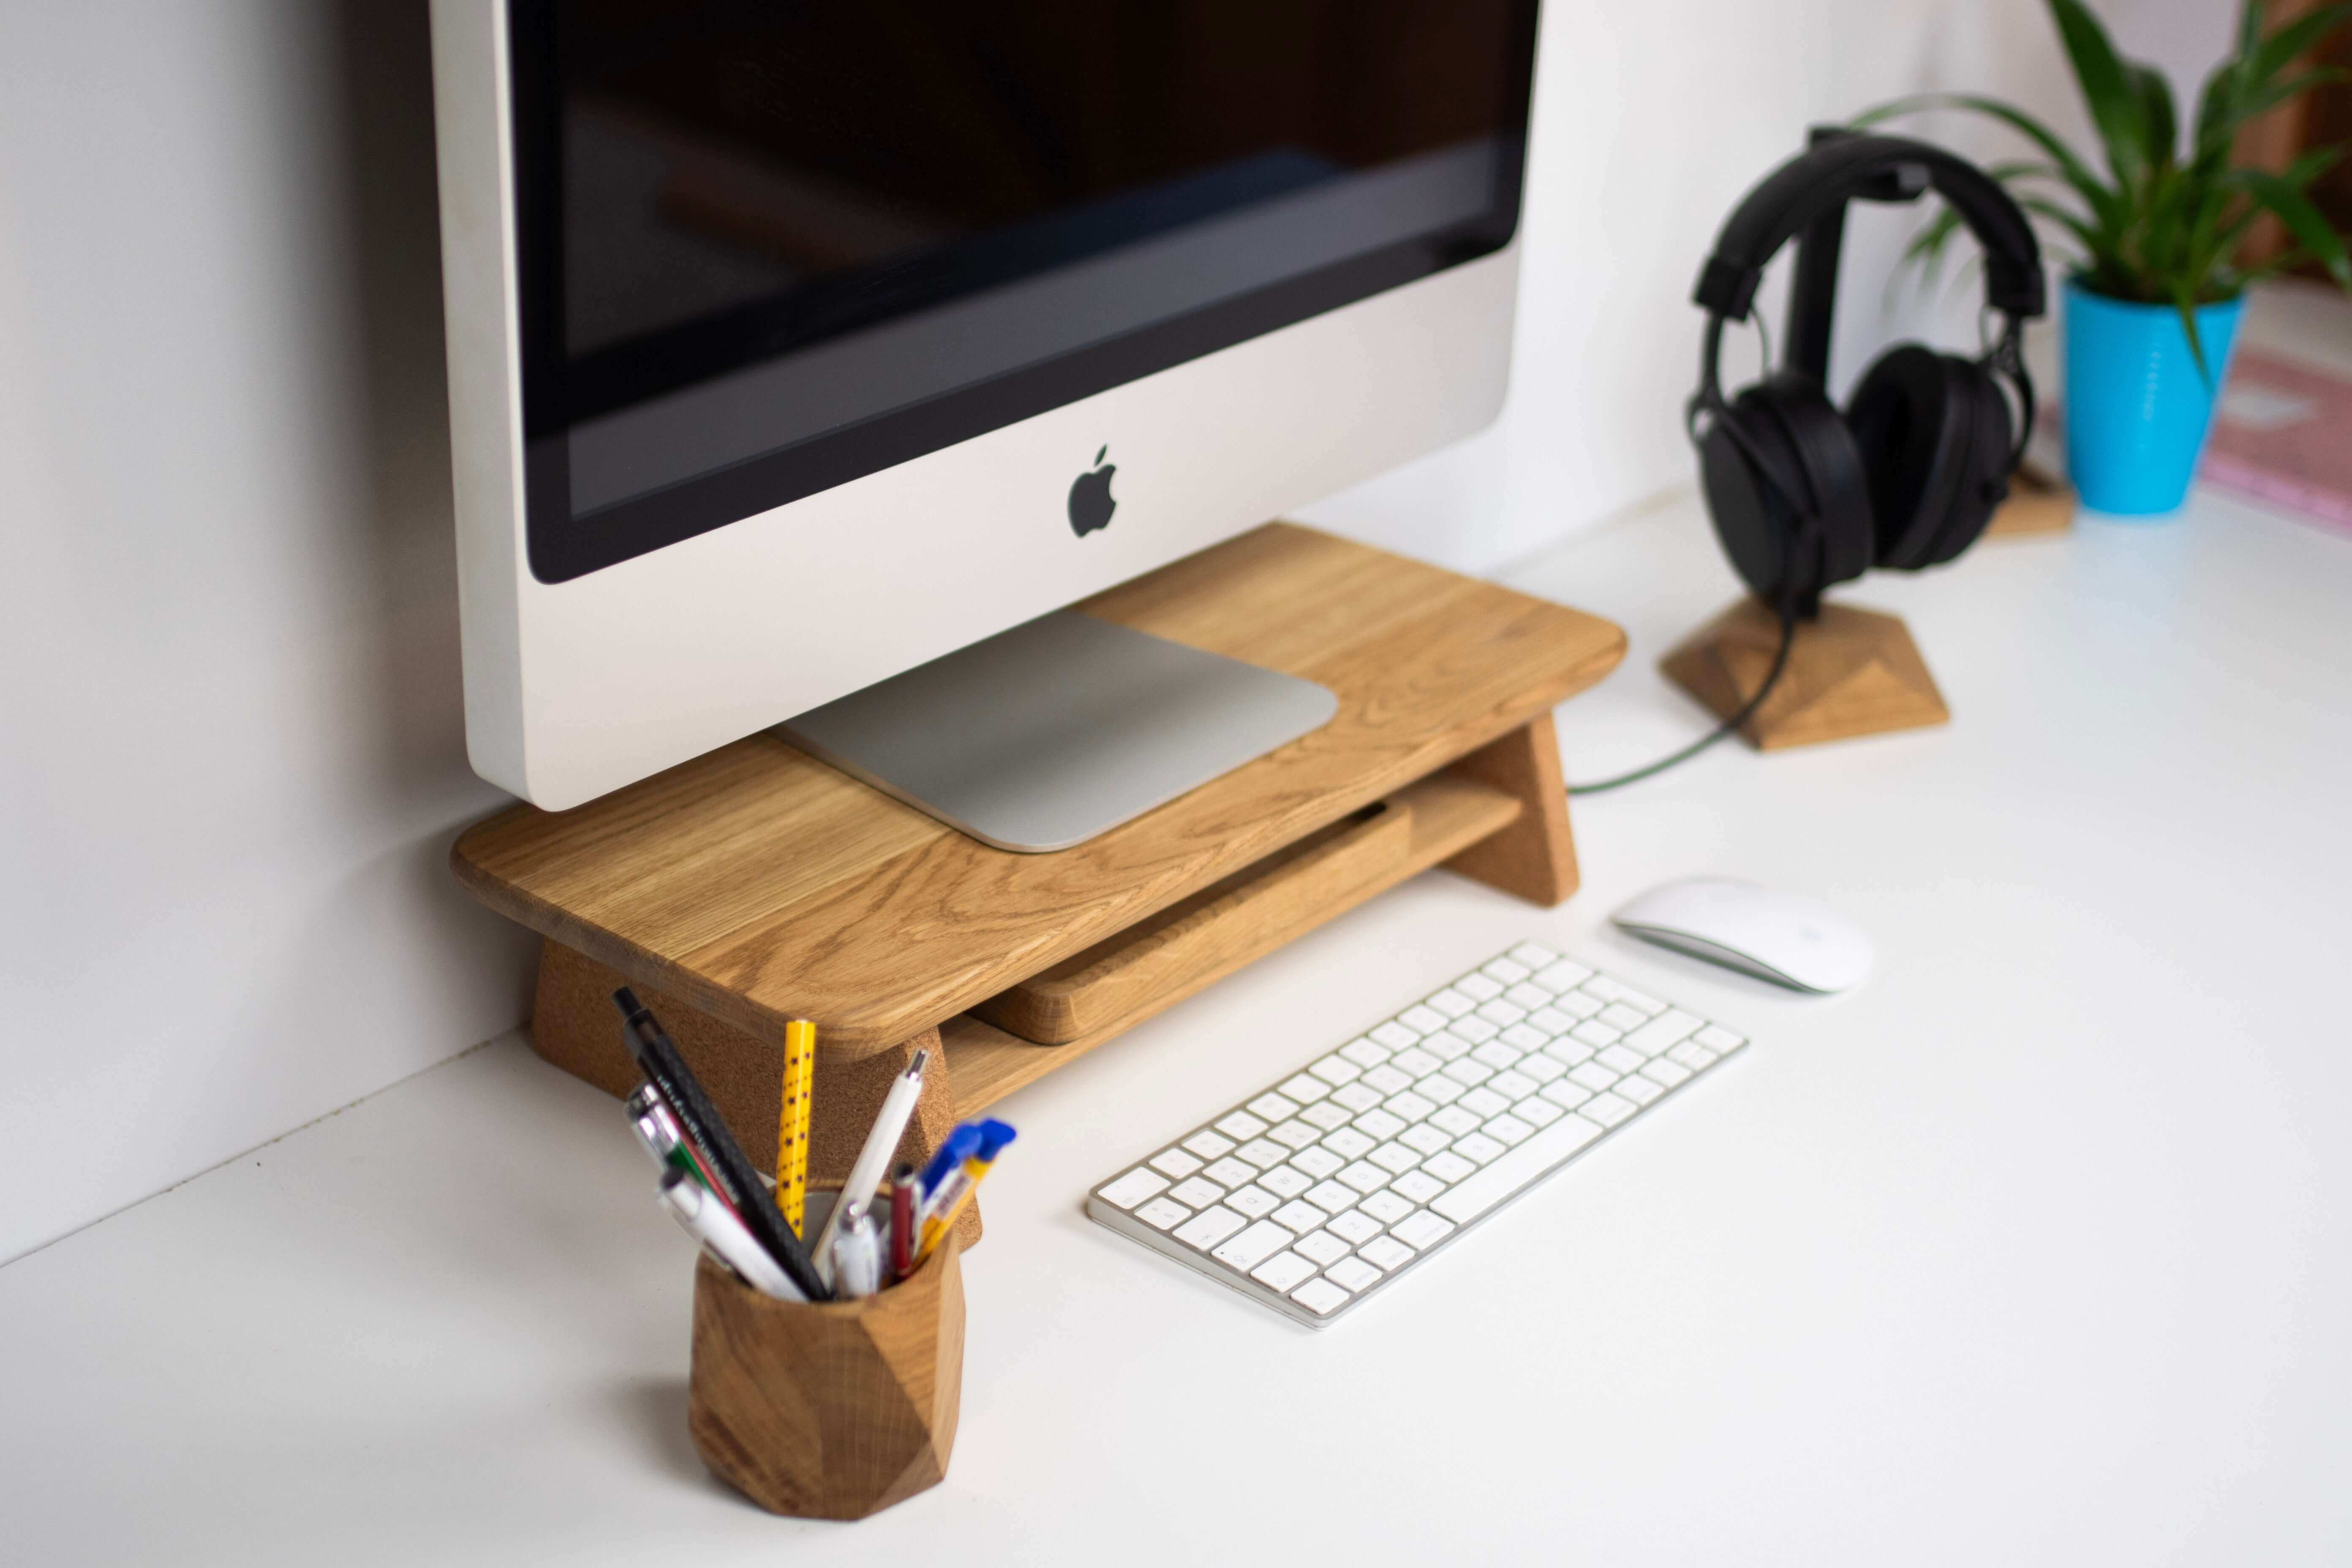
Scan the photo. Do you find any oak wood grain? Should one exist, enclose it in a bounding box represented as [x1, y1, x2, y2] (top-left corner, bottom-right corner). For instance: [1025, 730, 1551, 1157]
[453, 523, 1625, 1056]
[1661, 597, 1949, 751]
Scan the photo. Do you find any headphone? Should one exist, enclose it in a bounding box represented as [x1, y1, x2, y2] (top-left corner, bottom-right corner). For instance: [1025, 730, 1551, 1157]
[1689, 130, 2045, 618]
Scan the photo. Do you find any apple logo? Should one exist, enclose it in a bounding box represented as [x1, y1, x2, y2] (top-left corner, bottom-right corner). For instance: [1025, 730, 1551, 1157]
[1067, 446, 1117, 537]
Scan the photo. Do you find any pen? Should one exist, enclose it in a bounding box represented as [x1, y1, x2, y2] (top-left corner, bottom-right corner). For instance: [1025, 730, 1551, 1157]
[890, 1165, 915, 1282]
[827, 1199, 885, 1299]
[613, 988, 830, 1301]
[914, 1122, 981, 1206]
[916, 1119, 1016, 1264]
[659, 1168, 807, 1302]
[626, 1083, 732, 1209]
[776, 1019, 816, 1236]
[812, 1048, 929, 1285]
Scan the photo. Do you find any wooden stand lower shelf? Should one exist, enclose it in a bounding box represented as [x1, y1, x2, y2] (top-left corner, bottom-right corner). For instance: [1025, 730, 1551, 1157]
[453, 523, 1626, 1214]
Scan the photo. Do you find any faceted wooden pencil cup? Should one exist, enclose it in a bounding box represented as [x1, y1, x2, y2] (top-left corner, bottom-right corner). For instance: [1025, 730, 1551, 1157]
[686, 1195, 964, 1520]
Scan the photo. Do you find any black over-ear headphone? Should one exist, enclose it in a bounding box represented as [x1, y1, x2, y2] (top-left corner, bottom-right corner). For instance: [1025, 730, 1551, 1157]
[1689, 130, 2045, 618]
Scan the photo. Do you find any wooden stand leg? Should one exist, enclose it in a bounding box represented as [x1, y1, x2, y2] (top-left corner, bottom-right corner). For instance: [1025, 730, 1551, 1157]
[531, 940, 980, 1245]
[1660, 597, 1949, 751]
[1440, 713, 1580, 906]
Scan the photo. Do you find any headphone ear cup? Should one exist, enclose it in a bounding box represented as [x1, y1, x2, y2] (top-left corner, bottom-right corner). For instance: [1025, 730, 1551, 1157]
[1698, 399, 1804, 607]
[1848, 345, 1959, 569]
[1751, 373, 1874, 595]
[1915, 359, 2015, 565]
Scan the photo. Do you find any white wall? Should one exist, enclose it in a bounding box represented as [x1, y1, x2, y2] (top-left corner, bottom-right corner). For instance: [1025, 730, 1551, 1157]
[0, 0, 2211, 1262]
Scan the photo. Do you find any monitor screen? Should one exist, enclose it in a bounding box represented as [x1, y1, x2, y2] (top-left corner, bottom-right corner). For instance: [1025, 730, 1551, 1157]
[510, 1, 1537, 581]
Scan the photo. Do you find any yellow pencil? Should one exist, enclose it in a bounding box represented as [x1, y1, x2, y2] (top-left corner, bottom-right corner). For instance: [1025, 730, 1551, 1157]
[776, 1019, 815, 1235]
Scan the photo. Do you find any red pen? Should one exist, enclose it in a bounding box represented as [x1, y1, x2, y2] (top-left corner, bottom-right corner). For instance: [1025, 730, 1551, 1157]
[889, 1165, 916, 1282]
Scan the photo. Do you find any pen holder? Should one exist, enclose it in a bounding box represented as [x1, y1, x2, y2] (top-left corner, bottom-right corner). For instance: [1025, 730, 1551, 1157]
[687, 1191, 965, 1519]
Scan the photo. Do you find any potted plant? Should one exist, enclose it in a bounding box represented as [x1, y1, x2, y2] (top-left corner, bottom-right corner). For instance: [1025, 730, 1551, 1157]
[1862, 0, 2352, 516]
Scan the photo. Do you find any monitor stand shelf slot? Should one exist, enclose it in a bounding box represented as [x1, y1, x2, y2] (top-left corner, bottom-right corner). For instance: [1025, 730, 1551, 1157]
[452, 523, 1627, 1240]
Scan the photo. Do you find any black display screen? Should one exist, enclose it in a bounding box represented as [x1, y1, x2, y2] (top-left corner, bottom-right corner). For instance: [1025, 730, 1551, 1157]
[510, 1, 1537, 581]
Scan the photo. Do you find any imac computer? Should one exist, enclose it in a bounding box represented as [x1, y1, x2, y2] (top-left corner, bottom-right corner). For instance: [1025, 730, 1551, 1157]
[429, 1, 1538, 845]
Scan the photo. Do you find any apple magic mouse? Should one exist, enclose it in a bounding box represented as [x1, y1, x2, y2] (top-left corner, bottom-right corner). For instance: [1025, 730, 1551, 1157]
[1611, 877, 1872, 994]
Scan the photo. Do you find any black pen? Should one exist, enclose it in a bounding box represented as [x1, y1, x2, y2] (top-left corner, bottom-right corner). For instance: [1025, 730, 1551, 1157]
[611, 988, 830, 1301]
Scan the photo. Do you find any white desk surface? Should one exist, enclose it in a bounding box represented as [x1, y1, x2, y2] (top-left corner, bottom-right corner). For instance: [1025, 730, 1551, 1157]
[6, 487, 2349, 1565]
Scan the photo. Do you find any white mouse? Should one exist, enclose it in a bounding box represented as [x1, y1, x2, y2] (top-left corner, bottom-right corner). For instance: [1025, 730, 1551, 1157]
[1611, 877, 1872, 994]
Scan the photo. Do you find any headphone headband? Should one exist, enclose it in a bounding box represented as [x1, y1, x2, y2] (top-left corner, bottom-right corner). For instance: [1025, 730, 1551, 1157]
[1694, 133, 2045, 323]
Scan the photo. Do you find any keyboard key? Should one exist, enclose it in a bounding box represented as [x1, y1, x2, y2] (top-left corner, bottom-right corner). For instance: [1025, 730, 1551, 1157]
[1338, 1037, 1391, 1068]
[1292, 1146, 1344, 1179]
[1306, 1058, 1358, 1088]
[1421, 1034, 1471, 1066]
[1385, 1090, 1437, 1123]
[1485, 1113, 1535, 1145]
[1294, 1229, 1353, 1266]
[1482, 958, 1531, 985]
[1359, 1066, 1413, 1096]
[1459, 1086, 1511, 1119]
[1401, 1122, 1454, 1154]
[1696, 1024, 1747, 1053]
[1526, 1006, 1575, 1037]
[1569, 1062, 1621, 1092]
[1327, 1209, 1385, 1245]
[1668, 1040, 1720, 1071]
[1204, 1157, 1260, 1187]
[1625, 1010, 1701, 1056]
[1500, 1023, 1549, 1053]
[1415, 1073, 1466, 1106]
[1216, 1111, 1267, 1141]
[1642, 1058, 1693, 1088]
[1555, 990, 1605, 1019]
[1456, 973, 1504, 1002]
[1392, 1170, 1446, 1203]
[1358, 1236, 1414, 1271]
[1517, 1054, 1565, 1083]
[1570, 1021, 1620, 1048]
[1368, 1141, 1421, 1174]
[1326, 1257, 1382, 1291]
[1475, 999, 1527, 1028]
[1290, 1277, 1351, 1316]
[1183, 1130, 1235, 1160]
[1516, 1096, 1564, 1127]
[1597, 1044, 1645, 1074]
[1443, 1058, 1494, 1087]
[1546, 1039, 1595, 1067]
[1579, 1092, 1637, 1127]
[1136, 1197, 1191, 1229]
[1449, 1015, 1501, 1044]
[1370, 1021, 1421, 1051]
[1617, 1074, 1663, 1105]
[1471, 1041, 1523, 1070]
[1173, 1206, 1246, 1251]
[1170, 1177, 1225, 1208]
[1426, 987, 1477, 1018]
[1236, 1139, 1289, 1168]
[1540, 1079, 1593, 1110]
[1100, 1168, 1169, 1209]
[1354, 1108, 1406, 1141]
[1338, 1161, 1390, 1194]
[1489, 1069, 1538, 1101]
[1267, 1120, 1320, 1150]
[1391, 1046, 1442, 1078]
[1323, 1127, 1375, 1160]
[1334, 1079, 1389, 1110]
[1507, 942, 1562, 969]
[1431, 1115, 1601, 1222]
[1391, 1211, 1455, 1250]
[1429, 1104, 1481, 1136]
[1599, 1002, 1648, 1031]
[1212, 1220, 1295, 1273]
[1504, 983, 1554, 1012]
[1422, 1150, 1476, 1182]
[1398, 1004, 1448, 1034]
[1454, 1132, 1506, 1164]
[1615, 985, 1668, 1016]
[1538, 958, 1595, 988]
[1227, 1184, 1280, 1219]
[1278, 1074, 1330, 1105]
[1272, 1200, 1329, 1233]
[1250, 1092, 1302, 1121]
[1306, 1180, 1360, 1214]
[1260, 1165, 1313, 1199]
[1301, 1100, 1353, 1131]
[1359, 1190, 1416, 1224]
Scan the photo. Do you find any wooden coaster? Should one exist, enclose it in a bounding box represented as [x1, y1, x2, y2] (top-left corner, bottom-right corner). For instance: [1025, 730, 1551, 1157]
[1984, 460, 2077, 536]
[1660, 598, 1949, 751]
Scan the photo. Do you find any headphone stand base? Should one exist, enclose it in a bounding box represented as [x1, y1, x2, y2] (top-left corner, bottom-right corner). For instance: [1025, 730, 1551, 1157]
[1661, 597, 1949, 751]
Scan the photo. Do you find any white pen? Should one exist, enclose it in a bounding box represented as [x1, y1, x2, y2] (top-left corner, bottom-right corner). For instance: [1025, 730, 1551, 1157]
[812, 1047, 929, 1285]
[659, 1167, 807, 1302]
[828, 1200, 885, 1299]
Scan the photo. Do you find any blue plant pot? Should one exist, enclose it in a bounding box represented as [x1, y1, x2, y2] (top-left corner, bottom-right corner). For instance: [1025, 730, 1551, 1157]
[2063, 279, 2244, 517]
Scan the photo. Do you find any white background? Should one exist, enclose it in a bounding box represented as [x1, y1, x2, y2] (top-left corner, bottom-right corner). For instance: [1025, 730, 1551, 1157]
[0, 0, 2235, 1260]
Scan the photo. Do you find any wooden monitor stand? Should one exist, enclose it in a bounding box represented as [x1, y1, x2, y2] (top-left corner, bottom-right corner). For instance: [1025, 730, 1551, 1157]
[451, 524, 1627, 1239]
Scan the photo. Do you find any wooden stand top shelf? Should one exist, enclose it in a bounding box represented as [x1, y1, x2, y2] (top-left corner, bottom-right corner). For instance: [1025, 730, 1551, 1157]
[452, 523, 1625, 1057]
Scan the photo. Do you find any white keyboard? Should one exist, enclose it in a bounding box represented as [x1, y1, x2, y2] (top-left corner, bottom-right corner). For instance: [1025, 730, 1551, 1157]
[1087, 942, 1748, 1327]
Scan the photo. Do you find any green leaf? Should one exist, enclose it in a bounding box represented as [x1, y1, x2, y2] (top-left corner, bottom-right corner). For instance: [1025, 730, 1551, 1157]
[2047, 0, 2153, 185]
[2233, 168, 2352, 289]
[1854, 92, 2126, 231]
[2133, 64, 2178, 166]
[2250, 4, 2352, 90]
